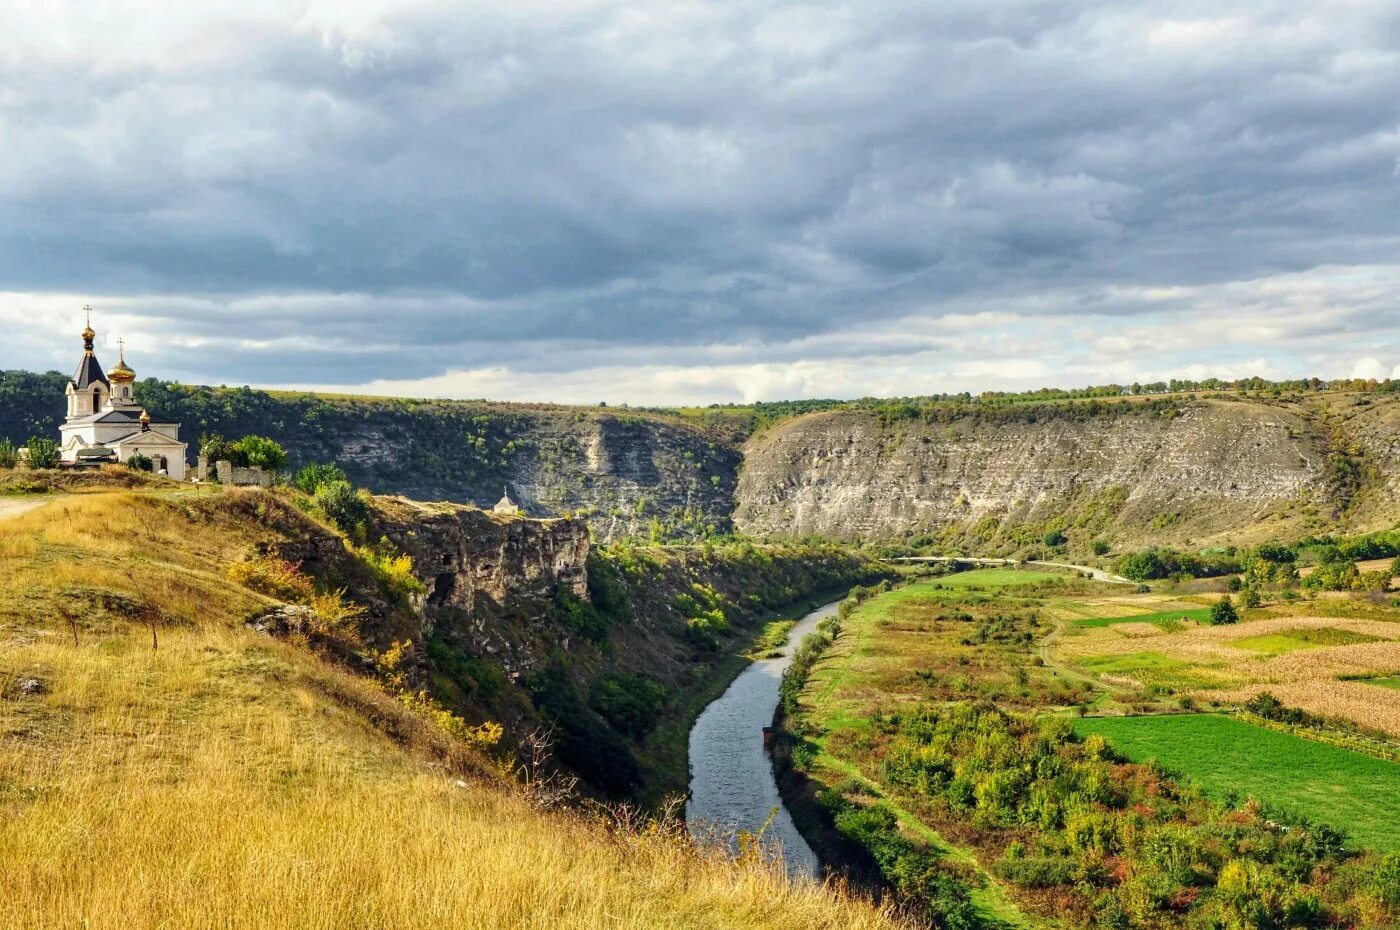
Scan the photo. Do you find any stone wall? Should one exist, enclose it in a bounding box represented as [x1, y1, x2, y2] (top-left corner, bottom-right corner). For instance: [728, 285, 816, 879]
[215, 459, 275, 488]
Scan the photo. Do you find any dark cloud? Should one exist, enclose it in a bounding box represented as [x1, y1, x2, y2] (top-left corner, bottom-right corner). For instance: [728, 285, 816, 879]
[2, 1, 1400, 400]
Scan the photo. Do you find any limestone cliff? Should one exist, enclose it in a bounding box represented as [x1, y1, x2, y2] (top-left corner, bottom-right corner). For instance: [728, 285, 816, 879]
[373, 497, 591, 682]
[734, 398, 1346, 550]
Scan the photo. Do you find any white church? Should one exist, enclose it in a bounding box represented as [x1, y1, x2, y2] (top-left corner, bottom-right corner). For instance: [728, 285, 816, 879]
[58, 312, 189, 479]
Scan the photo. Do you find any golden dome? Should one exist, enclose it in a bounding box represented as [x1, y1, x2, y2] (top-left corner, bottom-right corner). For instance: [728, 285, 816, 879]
[108, 359, 136, 383]
[82, 324, 96, 341]
[108, 340, 136, 383]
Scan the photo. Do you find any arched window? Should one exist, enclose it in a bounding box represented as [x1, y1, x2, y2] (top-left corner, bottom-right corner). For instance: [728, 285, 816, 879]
[92, 388, 101, 411]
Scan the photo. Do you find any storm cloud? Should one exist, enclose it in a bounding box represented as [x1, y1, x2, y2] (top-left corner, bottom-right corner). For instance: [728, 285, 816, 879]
[2, 0, 1399, 403]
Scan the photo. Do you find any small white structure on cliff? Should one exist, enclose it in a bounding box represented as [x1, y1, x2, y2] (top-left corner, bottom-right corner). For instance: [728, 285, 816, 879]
[58, 311, 188, 479]
[494, 487, 521, 515]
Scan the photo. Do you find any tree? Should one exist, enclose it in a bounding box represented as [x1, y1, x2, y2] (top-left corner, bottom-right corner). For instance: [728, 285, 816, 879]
[315, 480, 370, 534]
[294, 462, 349, 495]
[1091, 539, 1111, 557]
[232, 435, 288, 472]
[1210, 595, 1239, 625]
[25, 437, 60, 469]
[0, 439, 17, 469]
[200, 433, 245, 467]
[1043, 530, 1068, 548]
[1239, 587, 1261, 609]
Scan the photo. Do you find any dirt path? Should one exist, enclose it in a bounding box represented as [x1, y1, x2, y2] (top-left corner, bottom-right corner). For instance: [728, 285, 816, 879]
[0, 498, 52, 521]
[889, 555, 1133, 584]
[1037, 620, 1127, 699]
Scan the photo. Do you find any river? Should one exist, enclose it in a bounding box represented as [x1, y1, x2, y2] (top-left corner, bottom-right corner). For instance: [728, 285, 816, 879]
[685, 600, 840, 880]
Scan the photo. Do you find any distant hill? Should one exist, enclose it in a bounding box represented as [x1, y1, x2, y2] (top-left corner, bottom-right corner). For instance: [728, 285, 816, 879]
[5, 370, 1399, 549]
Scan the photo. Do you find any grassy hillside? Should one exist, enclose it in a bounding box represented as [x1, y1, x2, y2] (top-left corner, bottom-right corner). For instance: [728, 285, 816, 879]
[0, 481, 904, 930]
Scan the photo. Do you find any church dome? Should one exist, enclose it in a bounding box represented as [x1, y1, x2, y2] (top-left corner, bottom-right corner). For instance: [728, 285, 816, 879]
[108, 358, 136, 383]
[108, 342, 136, 384]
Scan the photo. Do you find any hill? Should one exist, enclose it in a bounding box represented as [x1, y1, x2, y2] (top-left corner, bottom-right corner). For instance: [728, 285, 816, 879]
[7, 371, 1400, 550]
[0, 476, 900, 929]
[736, 392, 1400, 552]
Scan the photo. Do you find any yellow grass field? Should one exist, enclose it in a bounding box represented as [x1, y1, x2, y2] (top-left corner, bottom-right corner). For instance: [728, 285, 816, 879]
[0, 487, 905, 930]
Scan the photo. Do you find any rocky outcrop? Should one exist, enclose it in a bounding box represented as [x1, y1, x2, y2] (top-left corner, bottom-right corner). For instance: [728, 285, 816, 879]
[735, 400, 1334, 548]
[371, 498, 592, 681]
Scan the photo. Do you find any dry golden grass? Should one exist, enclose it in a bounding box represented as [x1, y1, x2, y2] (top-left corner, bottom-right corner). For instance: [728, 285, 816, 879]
[0, 488, 906, 930]
[1061, 615, 1400, 660]
[1058, 609, 1400, 734]
[1209, 679, 1400, 738]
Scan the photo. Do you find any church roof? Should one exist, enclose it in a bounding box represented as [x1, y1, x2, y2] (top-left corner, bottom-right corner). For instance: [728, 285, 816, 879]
[62, 408, 178, 427]
[73, 352, 109, 390]
[108, 428, 185, 447]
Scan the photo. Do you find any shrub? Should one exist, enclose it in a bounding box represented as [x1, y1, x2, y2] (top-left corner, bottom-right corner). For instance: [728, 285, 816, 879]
[316, 480, 372, 534]
[1043, 530, 1068, 548]
[227, 554, 316, 602]
[294, 462, 349, 495]
[1210, 595, 1239, 625]
[1239, 587, 1262, 608]
[233, 435, 288, 472]
[354, 541, 426, 601]
[398, 690, 503, 751]
[24, 437, 60, 470]
[995, 855, 1078, 889]
[0, 439, 17, 469]
[306, 589, 366, 649]
[125, 453, 153, 473]
[1091, 539, 1111, 557]
[555, 591, 611, 644]
[589, 674, 668, 739]
[1373, 853, 1400, 908]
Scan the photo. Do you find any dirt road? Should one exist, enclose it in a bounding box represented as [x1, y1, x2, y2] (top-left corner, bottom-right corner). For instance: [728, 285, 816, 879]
[0, 498, 52, 521]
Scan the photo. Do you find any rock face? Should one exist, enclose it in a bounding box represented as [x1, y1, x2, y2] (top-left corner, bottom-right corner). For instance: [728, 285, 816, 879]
[373, 498, 592, 681]
[378, 498, 590, 618]
[119, 380, 739, 543]
[734, 400, 1333, 547]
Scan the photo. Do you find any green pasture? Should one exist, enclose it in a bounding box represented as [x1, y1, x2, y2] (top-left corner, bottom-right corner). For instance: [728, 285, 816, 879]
[1073, 714, 1400, 851]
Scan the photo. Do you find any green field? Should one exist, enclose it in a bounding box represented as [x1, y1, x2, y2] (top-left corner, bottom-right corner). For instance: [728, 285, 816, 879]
[1071, 607, 1212, 629]
[1073, 714, 1400, 851]
[1232, 627, 1384, 656]
[926, 568, 1065, 589]
[1367, 676, 1400, 690]
[1078, 651, 1231, 690]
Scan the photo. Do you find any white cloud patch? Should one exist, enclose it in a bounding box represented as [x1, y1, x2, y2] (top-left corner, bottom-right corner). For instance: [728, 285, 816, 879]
[2, 2, 1400, 402]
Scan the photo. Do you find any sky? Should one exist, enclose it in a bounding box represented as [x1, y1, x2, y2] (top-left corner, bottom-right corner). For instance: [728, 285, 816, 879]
[2, 0, 1399, 405]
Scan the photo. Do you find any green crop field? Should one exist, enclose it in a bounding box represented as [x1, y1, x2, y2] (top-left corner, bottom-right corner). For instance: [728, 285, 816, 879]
[1232, 627, 1384, 656]
[1367, 676, 1400, 690]
[926, 568, 1065, 589]
[1071, 607, 1212, 629]
[1073, 714, 1400, 851]
[1078, 651, 1231, 690]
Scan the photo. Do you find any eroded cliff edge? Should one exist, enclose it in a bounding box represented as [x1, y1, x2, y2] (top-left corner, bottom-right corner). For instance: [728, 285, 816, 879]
[733, 398, 1357, 549]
